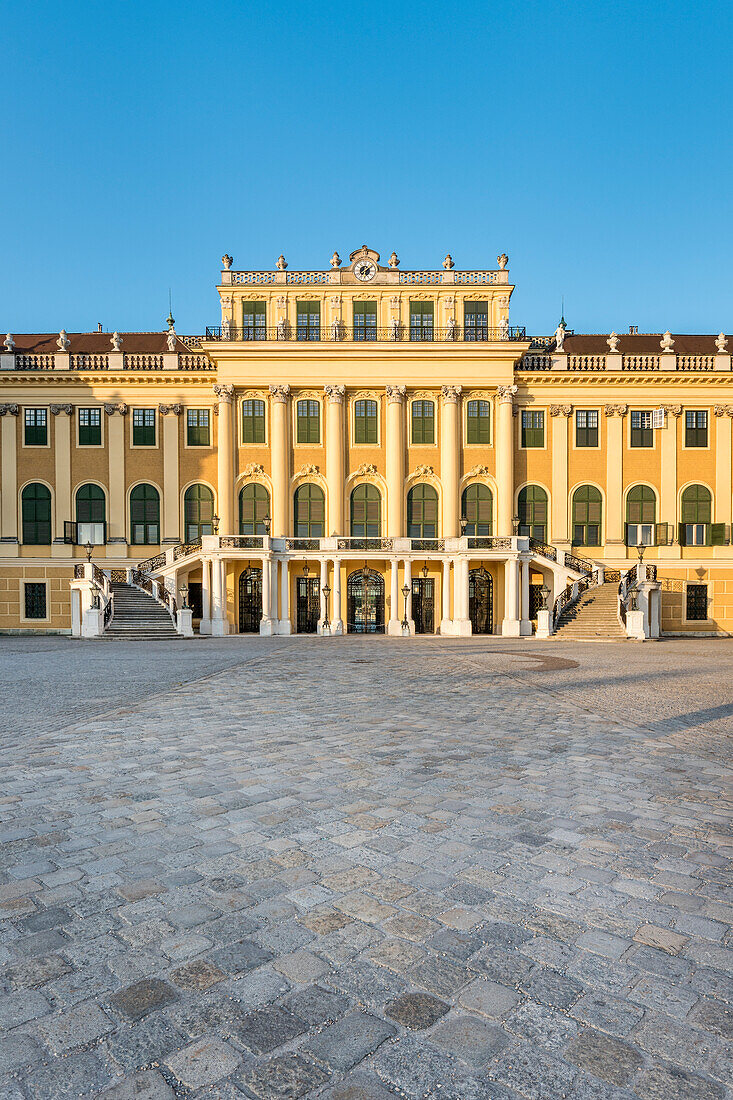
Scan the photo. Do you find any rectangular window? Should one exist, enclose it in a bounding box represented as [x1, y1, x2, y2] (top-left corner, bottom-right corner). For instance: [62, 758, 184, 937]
[78, 407, 101, 446]
[464, 301, 488, 341]
[410, 302, 434, 341]
[132, 408, 156, 446]
[24, 408, 47, 446]
[297, 399, 320, 444]
[685, 410, 708, 447]
[354, 399, 378, 444]
[411, 400, 435, 445]
[686, 583, 708, 621]
[242, 301, 266, 340]
[466, 400, 491, 444]
[241, 399, 266, 444]
[24, 582, 47, 620]
[353, 301, 377, 341]
[631, 410, 654, 448]
[296, 301, 321, 341]
[626, 523, 654, 548]
[186, 408, 210, 446]
[575, 409, 598, 447]
[521, 410, 544, 448]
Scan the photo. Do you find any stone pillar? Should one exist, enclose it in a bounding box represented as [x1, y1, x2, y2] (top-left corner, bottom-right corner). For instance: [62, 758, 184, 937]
[441, 558, 451, 633]
[260, 554, 273, 635]
[269, 385, 291, 537]
[161, 404, 181, 543]
[211, 558, 228, 635]
[318, 558, 328, 634]
[441, 385, 462, 537]
[279, 558, 292, 634]
[550, 404, 572, 549]
[605, 405, 627, 547]
[502, 557, 520, 636]
[0, 404, 19, 545]
[324, 386, 345, 535]
[520, 559, 532, 635]
[495, 385, 517, 537]
[332, 558, 344, 634]
[107, 404, 126, 544]
[388, 557, 401, 635]
[200, 557, 212, 634]
[403, 558, 414, 633]
[214, 384, 235, 535]
[715, 407, 733, 530]
[452, 558, 472, 635]
[50, 404, 73, 555]
[386, 386, 406, 537]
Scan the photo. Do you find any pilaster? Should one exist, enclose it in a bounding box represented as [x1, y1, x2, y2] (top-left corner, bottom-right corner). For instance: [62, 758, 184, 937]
[324, 385, 345, 535]
[160, 405, 181, 543]
[605, 405, 627, 546]
[0, 404, 19, 545]
[440, 385, 461, 537]
[495, 385, 517, 537]
[269, 384, 291, 537]
[106, 403, 127, 544]
[386, 386, 406, 537]
[550, 405, 572, 548]
[214, 384, 235, 536]
[715, 406, 733, 528]
[660, 405, 681, 538]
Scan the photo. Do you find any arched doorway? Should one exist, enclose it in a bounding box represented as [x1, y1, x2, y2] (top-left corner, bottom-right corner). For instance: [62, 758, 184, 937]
[469, 568, 493, 634]
[347, 568, 385, 634]
[238, 568, 262, 633]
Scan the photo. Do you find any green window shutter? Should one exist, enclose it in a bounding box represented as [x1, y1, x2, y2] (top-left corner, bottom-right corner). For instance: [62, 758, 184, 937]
[678, 523, 686, 547]
[625, 523, 632, 546]
[711, 522, 726, 545]
[655, 522, 668, 546]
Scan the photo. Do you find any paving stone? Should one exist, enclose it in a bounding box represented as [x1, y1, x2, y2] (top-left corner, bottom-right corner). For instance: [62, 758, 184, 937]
[370, 1034, 464, 1096]
[305, 1009, 395, 1072]
[39, 1000, 115, 1053]
[170, 958, 227, 991]
[283, 983, 351, 1027]
[235, 1005, 308, 1054]
[165, 1035, 242, 1088]
[385, 991, 449, 1029]
[522, 966, 583, 1009]
[100, 1069, 175, 1098]
[628, 973, 700, 1019]
[632, 1013, 719, 1073]
[431, 1013, 511, 1065]
[411, 954, 472, 997]
[635, 1064, 726, 1100]
[104, 1011, 185, 1071]
[4, 952, 72, 988]
[0, 1032, 43, 1074]
[236, 1051, 330, 1098]
[488, 1046, 578, 1100]
[570, 991, 645, 1037]
[504, 999, 580, 1053]
[687, 996, 733, 1039]
[320, 1069, 398, 1099]
[209, 938, 274, 975]
[458, 977, 522, 1019]
[272, 947, 329, 983]
[109, 978, 180, 1021]
[0, 989, 51, 1029]
[565, 1028, 644, 1087]
[633, 923, 689, 955]
[23, 1049, 117, 1098]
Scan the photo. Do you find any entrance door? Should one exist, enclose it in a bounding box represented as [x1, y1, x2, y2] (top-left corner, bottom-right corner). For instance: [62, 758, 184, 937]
[188, 582, 203, 620]
[412, 577, 434, 634]
[239, 568, 262, 633]
[296, 576, 320, 633]
[347, 569, 385, 633]
[529, 583, 544, 621]
[469, 568, 493, 634]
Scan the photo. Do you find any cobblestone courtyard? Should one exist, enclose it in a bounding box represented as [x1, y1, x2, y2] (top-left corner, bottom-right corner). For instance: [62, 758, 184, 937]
[1, 636, 732, 1100]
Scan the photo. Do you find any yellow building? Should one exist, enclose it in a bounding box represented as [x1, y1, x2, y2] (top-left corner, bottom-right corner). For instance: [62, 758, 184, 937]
[1, 244, 732, 639]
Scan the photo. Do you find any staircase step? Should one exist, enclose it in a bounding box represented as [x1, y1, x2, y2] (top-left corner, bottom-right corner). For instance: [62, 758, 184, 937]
[104, 581, 179, 640]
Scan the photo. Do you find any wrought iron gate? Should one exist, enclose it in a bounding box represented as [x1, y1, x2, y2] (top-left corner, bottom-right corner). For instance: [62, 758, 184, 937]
[238, 568, 262, 633]
[347, 568, 385, 634]
[469, 568, 493, 634]
[296, 576, 320, 633]
[412, 577, 435, 634]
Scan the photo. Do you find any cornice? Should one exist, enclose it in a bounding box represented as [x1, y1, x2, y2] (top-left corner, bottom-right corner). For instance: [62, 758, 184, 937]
[0, 373, 213, 388]
[514, 373, 733, 388]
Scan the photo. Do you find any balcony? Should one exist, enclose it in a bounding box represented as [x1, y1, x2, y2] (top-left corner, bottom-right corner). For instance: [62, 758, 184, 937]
[204, 325, 527, 344]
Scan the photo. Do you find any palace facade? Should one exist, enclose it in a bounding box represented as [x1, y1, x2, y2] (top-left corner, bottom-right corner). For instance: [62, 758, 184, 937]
[1, 244, 732, 639]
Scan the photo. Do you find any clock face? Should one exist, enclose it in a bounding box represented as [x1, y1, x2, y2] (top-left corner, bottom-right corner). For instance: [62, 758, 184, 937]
[354, 259, 377, 282]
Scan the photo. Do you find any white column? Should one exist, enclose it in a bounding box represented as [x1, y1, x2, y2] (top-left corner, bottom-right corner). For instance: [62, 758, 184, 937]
[332, 558, 343, 634]
[260, 555, 273, 635]
[440, 385, 462, 537]
[200, 557, 211, 634]
[404, 558, 414, 633]
[520, 559, 532, 635]
[386, 386, 406, 536]
[214, 385, 235, 535]
[318, 558, 328, 633]
[388, 557, 401, 635]
[324, 386, 345, 535]
[440, 558, 451, 634]
[453, 558, 472, 635]
[502, 557, 521, 636]
[496, 385, 517, 537]
[278, 558, 292, 634]
[269, 385, 291, 537]
[211, 557, 229, 635]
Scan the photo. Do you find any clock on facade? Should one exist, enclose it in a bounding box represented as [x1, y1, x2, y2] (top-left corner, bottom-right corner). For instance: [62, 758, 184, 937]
[354, 259, 378, 282]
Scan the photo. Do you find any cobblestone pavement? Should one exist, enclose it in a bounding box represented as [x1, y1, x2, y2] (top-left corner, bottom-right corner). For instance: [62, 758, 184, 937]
[1, 636, 732, 1099]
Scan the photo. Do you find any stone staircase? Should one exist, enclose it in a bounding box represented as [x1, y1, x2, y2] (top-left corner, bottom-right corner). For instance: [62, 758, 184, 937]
[553, 581, 627, 641]
[105, 582, 180, 639]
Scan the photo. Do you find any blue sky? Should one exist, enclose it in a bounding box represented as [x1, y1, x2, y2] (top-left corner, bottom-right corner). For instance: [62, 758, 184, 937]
[2, 1, 731, 336]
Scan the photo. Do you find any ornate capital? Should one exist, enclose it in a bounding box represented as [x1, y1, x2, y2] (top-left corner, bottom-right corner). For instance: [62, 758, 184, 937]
[714, 404, 733, 417]
[324, 384, 345, 404]
[0, 403, 19, 416]
[549, 404, 573, 417]
[661, 404, 682, 418]
[242, 462, 265, 477]
[386, 384, 406, 403]
[159, 403, 182, 416]
[269, 384, 291, 403]
[441, 384, 462, 403]
[50, 403, 73, 416]
[604, 404, 628, 417]
[117, 402, 128, 416]
[496, 384, 517, 404]
[213, 383, 235, 403]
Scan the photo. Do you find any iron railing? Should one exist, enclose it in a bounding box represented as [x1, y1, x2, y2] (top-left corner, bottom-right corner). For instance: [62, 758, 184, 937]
[467, 536, 512, 550]
[285, 538, 321, 550]
[204, 325, 527, 343]
[565, 552, 595, 575]
[529, 539, 557, 562]
[137, 551, 167, 572]
[336, 537, 394, 551]
[173, 540, 203, 560]
[219, 536, 264, 550]
[410, 538, 445, 551]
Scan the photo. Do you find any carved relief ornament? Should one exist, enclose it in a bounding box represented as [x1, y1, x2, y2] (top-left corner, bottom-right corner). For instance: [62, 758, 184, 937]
[549, 404, 573, 417]
[386, 385, 406, 403]
[465, 464, 490, 477]
[714, 405, 733, 417]
[411, 464, 434, 478]
[661, 404, 682, 418]
[604, 404, 628, 416]
[496, 384, 517, 403]
[0, 403, 19, 415]
[441, 384, 462, 403]
[269, 384, 291, 403]
[355, 462, 378, 476]
[324, 384, 345, 403]
[104, 402, 128, 415]
[242, 462, 265, 476]
[295, 463, 319, 477]
[159, 404, 182, 416]
[50, 404, 73, 416]
[213, 383, 235, 402]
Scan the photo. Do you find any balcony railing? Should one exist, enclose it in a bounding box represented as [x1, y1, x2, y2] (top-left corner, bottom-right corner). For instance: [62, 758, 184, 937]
[467, 536, 513, 550]
[204, 325, 527, 343]
[337, 537, 394, 551]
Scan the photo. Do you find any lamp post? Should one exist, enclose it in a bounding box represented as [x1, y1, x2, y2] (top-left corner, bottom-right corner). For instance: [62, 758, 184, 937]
[539, 583, 551, 610]
[401, 583, 410, 632]
[422, 561, 429, 579]
[181, 583, 189, 610]
[263, 514, 271, 536]
[85, 541, 93, 563]
[303, 561, 309, 578]
[460, 515, 468, 537]
[322, 583, 331, 633]
[212, 514, 220, 535]
[512, 514, 520, 536]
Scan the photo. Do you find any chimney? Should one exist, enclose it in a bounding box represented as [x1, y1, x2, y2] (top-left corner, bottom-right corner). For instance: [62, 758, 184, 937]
[97, 323, 103, 332]
[629, 325, 638, 335]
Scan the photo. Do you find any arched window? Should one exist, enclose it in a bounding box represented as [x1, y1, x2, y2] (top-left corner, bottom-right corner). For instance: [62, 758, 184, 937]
[462, 484, 493, 537]
[350, 484, 381, 537]
[572, 485, 602, 547]
[518, 485, 548, 542]
[22, 483, 51, 545]
[184, 484, 214, 542]
[407, 484, 438, 539]
[76, 484, 106, 545]
[130, 484, 160, 545]
[239, 484, 270, 535]
[626, 485, 656, 547]
[680, 485, 712, 546]
[294, 484, 325, 538]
